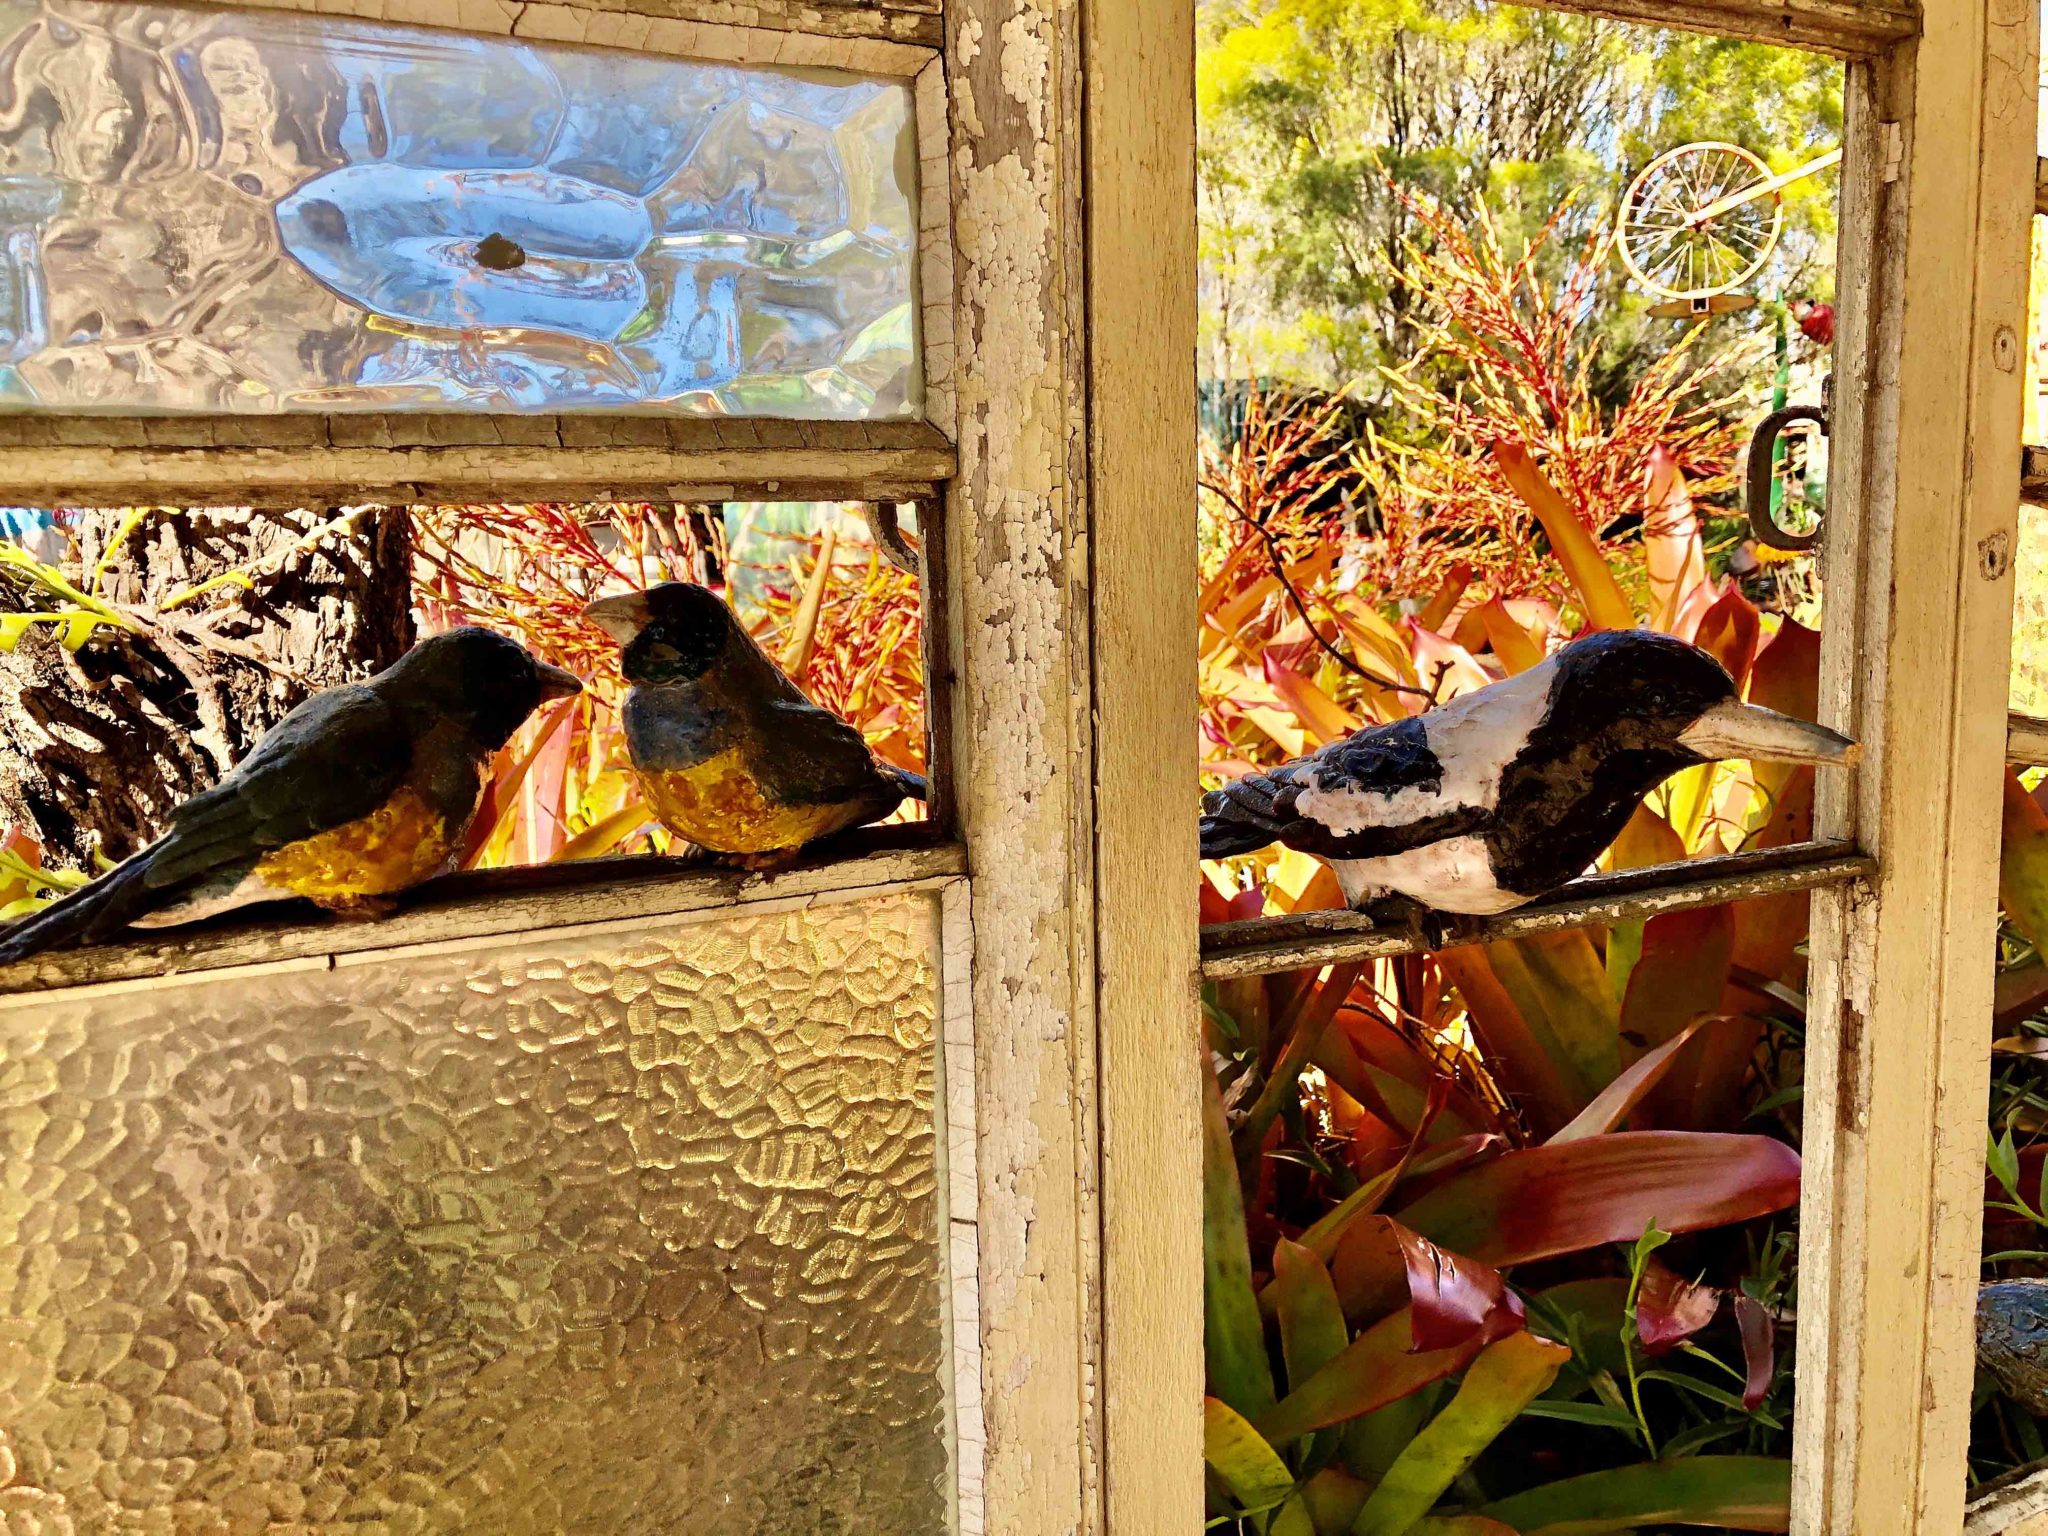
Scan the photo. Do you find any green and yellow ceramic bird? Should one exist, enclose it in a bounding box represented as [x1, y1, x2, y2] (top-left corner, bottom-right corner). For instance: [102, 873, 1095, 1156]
[0, 627, 581, 961]
[582, 582, 925, 861]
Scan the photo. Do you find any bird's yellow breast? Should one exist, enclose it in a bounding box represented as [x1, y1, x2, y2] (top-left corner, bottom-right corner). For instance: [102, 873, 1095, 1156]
[253, 786, 458, 904]
[637, 749, 859, 854]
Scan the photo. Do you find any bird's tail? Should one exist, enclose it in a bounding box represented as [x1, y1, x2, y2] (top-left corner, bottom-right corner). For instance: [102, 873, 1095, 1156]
[0, 855, 156, 966]
[1199, 813, 1278, 860]
[884, 766, 929, 802]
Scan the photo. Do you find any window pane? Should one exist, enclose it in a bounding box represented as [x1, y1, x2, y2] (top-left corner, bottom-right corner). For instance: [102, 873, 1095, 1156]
[0, 891, 954, 1530]
[0, 2, 920, 416]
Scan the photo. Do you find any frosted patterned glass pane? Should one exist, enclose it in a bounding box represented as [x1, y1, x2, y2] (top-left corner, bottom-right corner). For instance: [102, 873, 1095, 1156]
[0, 893, 951, 1532]
[0, 1, 920, 416]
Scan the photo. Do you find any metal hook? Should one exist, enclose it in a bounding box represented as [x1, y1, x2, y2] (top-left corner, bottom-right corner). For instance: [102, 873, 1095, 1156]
[1746, 400, 1829, 553]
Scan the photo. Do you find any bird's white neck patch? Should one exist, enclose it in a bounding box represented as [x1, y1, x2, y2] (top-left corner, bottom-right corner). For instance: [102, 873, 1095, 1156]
[1293, 660, 1559, 836]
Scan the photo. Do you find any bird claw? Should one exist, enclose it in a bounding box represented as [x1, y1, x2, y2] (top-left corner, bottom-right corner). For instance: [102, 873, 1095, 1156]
[315, 893, 400, 922]
[1358, 894, 1452, 949]
[723, 849, 802, 875]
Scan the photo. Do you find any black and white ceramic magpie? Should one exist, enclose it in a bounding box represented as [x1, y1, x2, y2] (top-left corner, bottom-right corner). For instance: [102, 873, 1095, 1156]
[1200, 629, 1856, 916]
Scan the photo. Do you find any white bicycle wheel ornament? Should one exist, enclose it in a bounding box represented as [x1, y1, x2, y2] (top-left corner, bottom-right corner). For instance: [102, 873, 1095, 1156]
[1617, 141, 1820, 302]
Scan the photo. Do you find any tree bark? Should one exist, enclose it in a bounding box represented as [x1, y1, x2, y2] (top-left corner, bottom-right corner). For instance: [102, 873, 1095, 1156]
[0, 506, 413, 871]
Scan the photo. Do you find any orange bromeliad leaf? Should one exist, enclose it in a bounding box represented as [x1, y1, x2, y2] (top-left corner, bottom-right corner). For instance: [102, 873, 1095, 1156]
[1472, 598, 1544, 674]
[1692, 587, 1762, 693]
[1262, 654, 1357, 746]
[1492, 441, 1636, 632]
[2002, 767, 2048, 951]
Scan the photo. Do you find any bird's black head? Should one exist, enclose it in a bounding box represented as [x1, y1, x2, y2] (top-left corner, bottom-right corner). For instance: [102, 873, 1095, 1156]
[383, 627, 583, 750]
[1544, 629, 1856, 768]
[581, 582, 741, 684]
[1544, 630, 1740, 755]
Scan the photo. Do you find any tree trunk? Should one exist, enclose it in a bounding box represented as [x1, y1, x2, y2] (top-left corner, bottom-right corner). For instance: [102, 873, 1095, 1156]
[0, 506, 413, 871]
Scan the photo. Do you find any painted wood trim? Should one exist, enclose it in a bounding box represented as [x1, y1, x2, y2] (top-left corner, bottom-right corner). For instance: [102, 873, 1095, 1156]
[91, 0, 943, 64]
[1082, 0, 1203, 1529]
[0, 831, 964, 995]
[1516, 0, 1915, 56]
[1201, 843, 1871, 981]
[1792, 4, 2038, 1529]
[1968, 1462, 2048, 1536]
[0, 424, 957, 506]
[941, 0, 1102, 1529]
[2009, 711, 2048, 762]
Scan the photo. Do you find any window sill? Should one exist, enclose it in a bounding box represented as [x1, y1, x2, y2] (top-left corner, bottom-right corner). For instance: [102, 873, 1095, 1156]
[1201, 839, 1872, 979]
[0, 825, 964, 996]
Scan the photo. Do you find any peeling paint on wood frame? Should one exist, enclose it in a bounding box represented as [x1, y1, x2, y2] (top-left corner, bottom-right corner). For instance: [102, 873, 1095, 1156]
[943, 0, 1104, 1527]
[87, 0, 947, 58]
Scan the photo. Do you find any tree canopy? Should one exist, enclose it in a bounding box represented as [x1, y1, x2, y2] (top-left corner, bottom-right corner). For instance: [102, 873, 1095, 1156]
[1198, 0, 1843, 395]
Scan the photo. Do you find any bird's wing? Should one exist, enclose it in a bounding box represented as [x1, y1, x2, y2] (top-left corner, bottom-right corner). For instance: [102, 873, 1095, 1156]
[143, 685, 413, 889]
[753, 696, 895, 804]
[1201, 718, 1486, 860]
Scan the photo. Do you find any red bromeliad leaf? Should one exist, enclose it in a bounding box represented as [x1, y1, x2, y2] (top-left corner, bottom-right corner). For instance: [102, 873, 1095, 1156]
[1389, 1132, 1801, 1268]
[1731, 766, 1816, 985]
[1255, 1300, 1523, 1444]
[1328, 1216, 1524, 1347]
[1734, 1291, 1776, 1410]
[1634, 1258, 1721, 1355]
[1548, 1018, 1718, 1144]
[1618, 907, 1735, 1131]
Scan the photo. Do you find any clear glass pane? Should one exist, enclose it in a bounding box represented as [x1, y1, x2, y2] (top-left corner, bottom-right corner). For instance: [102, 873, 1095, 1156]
[0, 0, 920, 416]
[0, 891, 954, 1531]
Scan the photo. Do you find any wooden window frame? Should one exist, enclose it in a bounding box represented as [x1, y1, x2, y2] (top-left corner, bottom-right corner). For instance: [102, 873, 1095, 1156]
[1081, 1, 2045, 1535]
[12, 0, 2043, 1534]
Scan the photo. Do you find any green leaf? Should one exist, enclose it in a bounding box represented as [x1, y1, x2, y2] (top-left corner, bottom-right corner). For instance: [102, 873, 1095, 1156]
[1990, 1126, 2023, 1201]
[1272, 1238, 1349, 1396]
[1205, 1052, 1278, 1419]
[1257, 1306, 1498, 1445]
[1478, 931, 1619, 1107]
[1518, 1399, 1641, 1430]
[1204, 1396, 1296, 1517]
[1479, 1456, 1792, 1534]
[1353, 1330, 1570, 1536]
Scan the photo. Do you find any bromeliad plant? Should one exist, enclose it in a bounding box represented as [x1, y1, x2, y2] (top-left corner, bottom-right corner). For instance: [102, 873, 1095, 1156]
[1200, 219, 1821, 1522]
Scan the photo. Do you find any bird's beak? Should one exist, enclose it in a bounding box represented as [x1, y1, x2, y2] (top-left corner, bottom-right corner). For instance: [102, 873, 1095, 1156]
[582, 592, 652, 645]
[1678, 699, 1859, 766]
[534, 661, 584, 702]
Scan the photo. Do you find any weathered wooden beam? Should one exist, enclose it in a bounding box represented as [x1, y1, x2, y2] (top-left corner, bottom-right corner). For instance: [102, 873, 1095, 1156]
[2010, 711, 2048, 762]
[0, 418, 955, 507]
[0, 829, 964, 996]
[74, 0, 945, 61]
[1966, 1460, 2048, 1535]
[1515, 0, 1915, 56]
[1199, 842, 1871, 980]
[2021, 444, 2048, 504]
[1792, 2, 2037, 1527]
[1085, 0, 1203, 1521]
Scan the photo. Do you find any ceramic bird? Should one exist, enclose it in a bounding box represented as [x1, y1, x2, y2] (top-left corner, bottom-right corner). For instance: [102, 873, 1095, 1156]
[1979, 1281, 2048, 1415]
[582, 582, 925, 863]
[1200, 630, 1854, 918]
[0, 627, 581, 961]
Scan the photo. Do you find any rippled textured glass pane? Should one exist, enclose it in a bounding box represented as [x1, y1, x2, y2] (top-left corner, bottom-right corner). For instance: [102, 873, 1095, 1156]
[0, 0, 920, 415]
[0, 893, 951, 1533]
